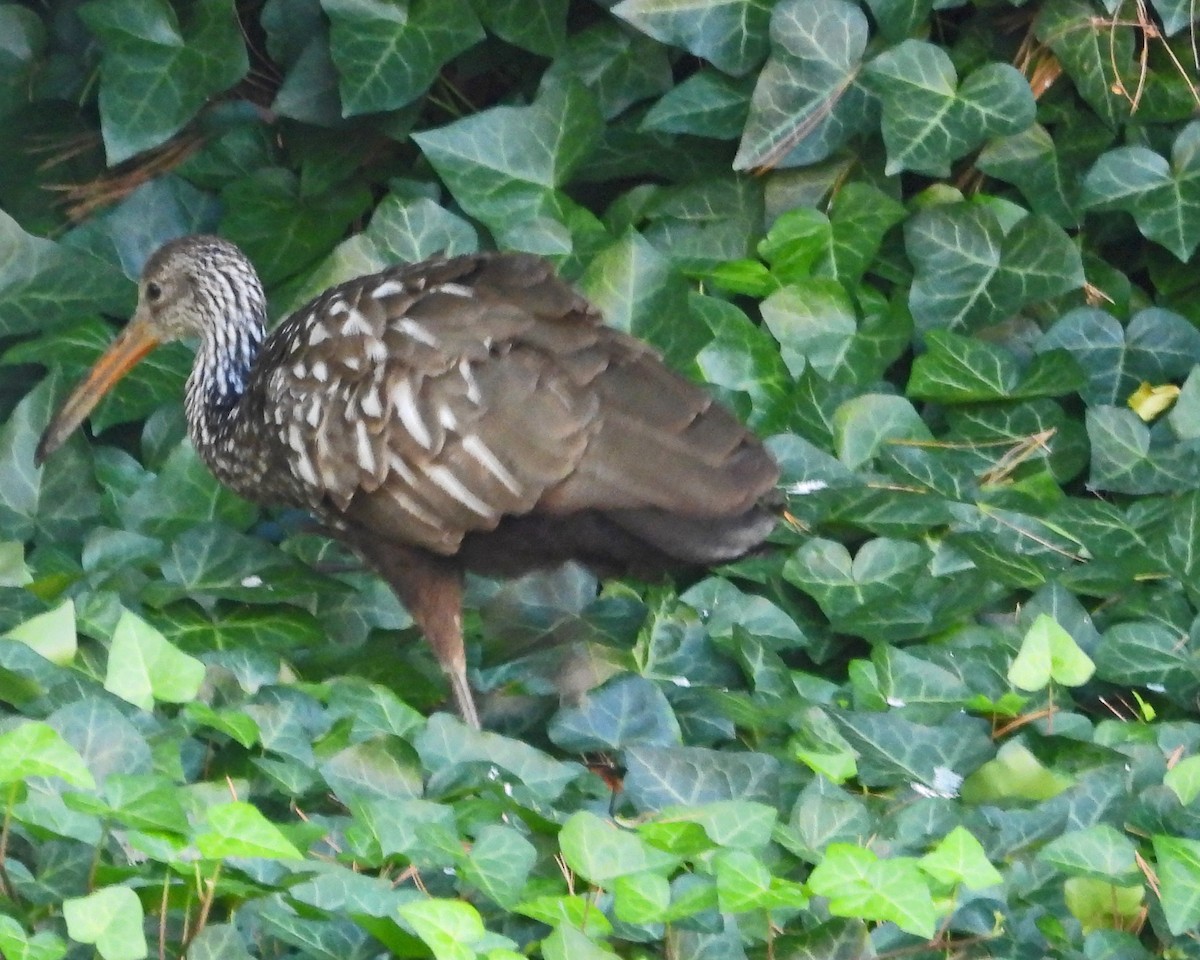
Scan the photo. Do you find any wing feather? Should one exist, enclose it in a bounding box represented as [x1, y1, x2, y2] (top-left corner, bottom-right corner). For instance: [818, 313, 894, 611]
[250, 251, 776, 559]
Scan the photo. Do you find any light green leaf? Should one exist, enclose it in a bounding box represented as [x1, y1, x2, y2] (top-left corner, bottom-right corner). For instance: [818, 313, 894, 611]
[3, 600, 76, 664]
[1165, 755, 1200, 806]
[919, 826, 1004, 890]
[0, 914, 67, 960]
[105, 609, 205, 709]
[0, 721, 95, 789]
[195, 800, 304, 860]
[559, 811, 679, 883]
[1009, 613, 1095, 690]
[63, 886, 148, 960]
[398, 899, 486, 960]
[808, 843, 938, 939]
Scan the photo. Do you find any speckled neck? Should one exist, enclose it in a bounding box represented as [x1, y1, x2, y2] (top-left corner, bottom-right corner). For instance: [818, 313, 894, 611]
[182, 261, 267, 466]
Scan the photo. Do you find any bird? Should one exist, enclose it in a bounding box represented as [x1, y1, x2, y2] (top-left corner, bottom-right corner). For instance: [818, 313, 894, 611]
[36, 235, 780, 728]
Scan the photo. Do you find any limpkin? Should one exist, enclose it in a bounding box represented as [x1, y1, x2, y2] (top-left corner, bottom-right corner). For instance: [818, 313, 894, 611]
[36, 236, 780, 727]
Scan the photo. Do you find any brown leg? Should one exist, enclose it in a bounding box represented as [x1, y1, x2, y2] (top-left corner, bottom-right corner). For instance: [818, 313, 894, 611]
[348, 540, 480, 729]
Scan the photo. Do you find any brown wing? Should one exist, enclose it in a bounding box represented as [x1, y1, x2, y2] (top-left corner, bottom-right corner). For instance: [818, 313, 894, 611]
[251, 252, 777, 557]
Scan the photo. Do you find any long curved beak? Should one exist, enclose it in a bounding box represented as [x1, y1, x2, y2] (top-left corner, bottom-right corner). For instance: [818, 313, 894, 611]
[35, 315, 161, 465]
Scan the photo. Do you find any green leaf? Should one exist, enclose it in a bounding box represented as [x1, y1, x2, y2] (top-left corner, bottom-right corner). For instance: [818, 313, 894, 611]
[3, 600, 76, 664]
[1165, 755, 1200, 806]
[580, 232, 705, 368]
[714, 849, 808, 912]
[643, 801, 777, 851]
[612, 871, 671, 924]
[559, 811, 679, 883]
[0, 915, 67, 960]
[761, 279, 856, 380]
[1038, 825, 1139, 884]
[919, 827, 1003, 890]
[833, 394, 931, 469]
[322, 0, 484, 115]
[623, 745, 779, 810]
[195, 800, 305, 860]
[220, 168, 372, 284]
[548, 675, 680, 752]
[1083, 121, 1200, 261]
[612, 0, 770, 75]
[80, 0, 249, 164]
[0, 212, 131, 337]
[463, 825, 537, 909]
[397, 899, 486, 960]
[551, 22, 672, 120]
[474, 0, 566, 56]
[977, 124, 1079, 226]
[104, 609, 206, 709]
[821, 182, 907, 285]
[641, 69, 753, 139]
[735, 0, 872, 170]
[416, 715, 580, 801]
[865, 41, 1035, 176]
[1008, 613, 1095, 691]
[1039, 307, 1200, 407]
[542, 926, 620, 960]
[0, 720, 95, 789]
[1087, 406, 1200, 495]
[961, 741, 1070, 803]
[909, 330, 1084, 403]
[906, 202, 1084, 334]
[1063, 877, 1145, 936]
[830, 710, 992, 792]
[1035, 0, 1133, 128]
[1155, 835, 1200, 934]
[413, 76, 603, 250]
[807, 844, 938, 939]
[63, 886, 148, 960]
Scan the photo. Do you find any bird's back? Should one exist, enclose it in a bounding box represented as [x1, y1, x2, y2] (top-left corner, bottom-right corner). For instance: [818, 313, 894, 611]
[234, 252, 779, 577]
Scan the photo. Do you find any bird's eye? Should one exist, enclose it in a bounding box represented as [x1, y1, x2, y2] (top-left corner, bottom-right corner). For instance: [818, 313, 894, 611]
[146, 282, 162, 302]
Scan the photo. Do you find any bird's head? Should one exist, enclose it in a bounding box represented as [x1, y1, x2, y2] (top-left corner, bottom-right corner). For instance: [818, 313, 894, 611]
[35, 235, 266, 464]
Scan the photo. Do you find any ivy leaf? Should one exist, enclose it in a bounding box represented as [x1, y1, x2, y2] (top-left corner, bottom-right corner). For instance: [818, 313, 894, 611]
[79, 0, 249, 164]
[807, 844, 938, 939]
[735, 0, 873, 170]
[413, 76, 603, 250]
[63, 886, 147, 960]
[322, 0, 484, 116]
[3, 600, 77, 664]
[906, 202, 1084, 333]
[1153, 835, 1200, 935]
[560, 811, 679, 884]
[864, 40, 1035, 176]
[612, 0, 770, 75]
[1008, 613, 1095, 691]
[919, 827, 1003, 890]
[195, 801, 305, 860]
[1082, 121, 1200, 261]
[104, 609, 206, 710]
[1035, 0, 1134, 128]
[977, 124, 1080, 226]
[0, 721, 95, 789]
[0, 212, 130, 338]
[397, 899, 488, 960]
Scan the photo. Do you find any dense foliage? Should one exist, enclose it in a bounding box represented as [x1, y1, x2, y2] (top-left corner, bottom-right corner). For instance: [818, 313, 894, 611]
[2, 0, 1200, 957]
